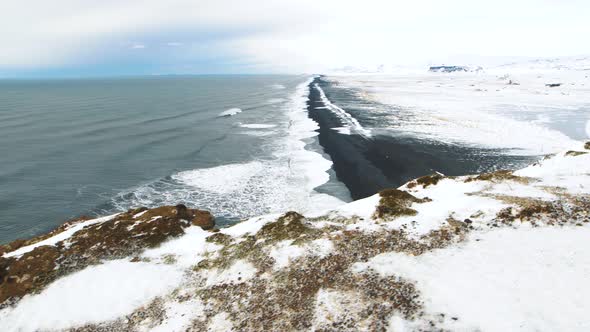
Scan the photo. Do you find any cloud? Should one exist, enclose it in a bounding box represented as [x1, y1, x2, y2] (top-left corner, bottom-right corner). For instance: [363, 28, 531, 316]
[0, 0, 589, 75]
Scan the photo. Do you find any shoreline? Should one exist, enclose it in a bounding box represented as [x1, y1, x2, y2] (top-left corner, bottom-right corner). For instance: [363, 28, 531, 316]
[1, 142, 589, 330]
[306, 76, 536, 200]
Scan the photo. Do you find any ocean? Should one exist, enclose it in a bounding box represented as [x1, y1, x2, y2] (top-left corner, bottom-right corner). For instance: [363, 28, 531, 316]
[0, 75, 348, 243]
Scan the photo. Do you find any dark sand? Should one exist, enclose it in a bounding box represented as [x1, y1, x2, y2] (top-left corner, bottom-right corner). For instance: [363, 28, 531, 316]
[307, 77, 535, 200]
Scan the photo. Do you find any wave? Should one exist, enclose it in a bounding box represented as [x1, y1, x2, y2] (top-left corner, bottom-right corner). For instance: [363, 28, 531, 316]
[218, 108, 242, 117]
[237, 131, 275, 137]
[105, 77, 346, 223]
[313, 83, 371, 138]
[269, 84, 285, 90]
[267, 98, 286, 104]
[331, 127, 351, 135]
[239, 124, 277, 129]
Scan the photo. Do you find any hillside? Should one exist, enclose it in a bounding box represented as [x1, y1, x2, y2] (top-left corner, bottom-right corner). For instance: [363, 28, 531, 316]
[1, 142, 590, 331]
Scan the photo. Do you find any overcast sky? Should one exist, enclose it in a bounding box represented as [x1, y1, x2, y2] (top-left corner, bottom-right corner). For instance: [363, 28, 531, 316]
[1, 0, 588, 77]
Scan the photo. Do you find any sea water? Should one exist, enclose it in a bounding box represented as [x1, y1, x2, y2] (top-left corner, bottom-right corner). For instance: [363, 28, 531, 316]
[0, 76, 349, 242]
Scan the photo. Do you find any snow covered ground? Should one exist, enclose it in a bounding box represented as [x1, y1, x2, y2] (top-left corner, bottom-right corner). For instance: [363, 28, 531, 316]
[1, 141, 589, 331]
[328, 57, 590, 156]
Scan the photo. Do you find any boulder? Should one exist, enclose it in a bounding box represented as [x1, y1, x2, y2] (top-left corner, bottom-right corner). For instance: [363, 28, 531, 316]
[191, 210, 215, 230]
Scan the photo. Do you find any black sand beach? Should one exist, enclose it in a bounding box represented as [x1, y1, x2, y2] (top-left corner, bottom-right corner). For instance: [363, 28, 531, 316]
[307, 77, 535, 200]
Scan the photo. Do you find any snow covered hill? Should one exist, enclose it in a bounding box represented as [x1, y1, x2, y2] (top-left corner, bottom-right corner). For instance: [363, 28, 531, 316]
[1, 142, 590, 331]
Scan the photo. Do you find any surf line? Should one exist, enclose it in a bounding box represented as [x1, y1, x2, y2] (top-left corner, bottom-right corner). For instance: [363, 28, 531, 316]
[313, 82, 372, 139]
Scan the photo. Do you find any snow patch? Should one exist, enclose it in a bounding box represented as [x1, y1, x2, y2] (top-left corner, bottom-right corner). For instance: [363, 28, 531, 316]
[516, 144, 590, 194]
[330, 64, 589, 155]
[355, 227, 590, 331]
[149, 299, 205, 332]
[3, 214, 118, 258]
[205, 259, 256, 286]
[141, 226, 213, 267]
[0, 260, 182, 332]
[207, 312, 233, 331]
[133, 210, 147, 218]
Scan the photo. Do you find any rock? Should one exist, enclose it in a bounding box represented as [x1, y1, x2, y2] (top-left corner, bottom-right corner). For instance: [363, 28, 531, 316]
[172, 204, 215, 230]
[585, 142, 590, 150]
[0, 246, 60, 305]
[446, 216, 465, 229]
[191, 210, 215, 230]
[0, 204, 215, 305]
[175, 204, 192, 220]
[545, 83, 562, 87]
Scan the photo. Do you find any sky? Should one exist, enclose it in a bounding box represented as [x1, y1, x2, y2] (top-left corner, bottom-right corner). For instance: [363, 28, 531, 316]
[1, 0, 589, 77]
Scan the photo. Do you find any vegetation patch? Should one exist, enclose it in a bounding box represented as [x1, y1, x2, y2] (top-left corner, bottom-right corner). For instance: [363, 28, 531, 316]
[184, 211, 471, 331]
[195, 212, 323, 273]
[205, 233, 233, 246]
[565, 150, 588, 157]
[257, 211, 322, 244]
[494, 196, 590, 226]
[374, 189, 431, 219]
[464, 170, 530, 183]
[67, 206, 474, 331]
[192, 253, 422, 331]
[407, 173, 445, 189]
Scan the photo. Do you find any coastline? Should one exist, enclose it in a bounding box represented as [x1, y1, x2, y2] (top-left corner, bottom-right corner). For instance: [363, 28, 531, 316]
[307, 76, 536, 200]
[1, 73, 590, 331]
[1, 141, 589, 330]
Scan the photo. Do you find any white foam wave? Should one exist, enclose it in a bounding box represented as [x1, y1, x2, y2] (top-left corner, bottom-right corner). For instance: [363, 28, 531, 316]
[168, 77, 348, 215]
[237, 131, 275, 137]
[110, 78, 347, 220]
[267, 98, 286, 104]
[269, 84, 285, 90]
[174, 162, 265, 195]
[239, 124, 277, 129]
[218, 108, 242, 117]
[314, 83, 371, 138]
[331, 127, 351, 135]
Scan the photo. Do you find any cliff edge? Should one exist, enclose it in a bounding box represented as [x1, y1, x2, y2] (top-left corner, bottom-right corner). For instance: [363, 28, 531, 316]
[1, 142, 590, 331]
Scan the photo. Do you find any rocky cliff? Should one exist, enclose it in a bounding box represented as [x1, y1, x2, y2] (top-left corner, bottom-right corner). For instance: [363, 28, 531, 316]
[1, 142, 589, 331]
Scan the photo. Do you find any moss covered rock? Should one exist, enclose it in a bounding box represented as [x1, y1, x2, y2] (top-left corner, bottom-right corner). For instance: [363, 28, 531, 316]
[374, 189, 430, 219]
[0, 204, 215, 305]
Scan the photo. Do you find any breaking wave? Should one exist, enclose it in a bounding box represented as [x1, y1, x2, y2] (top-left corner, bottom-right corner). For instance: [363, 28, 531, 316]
[218, 108, 242, 117]
[105, 78, 345, 224]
